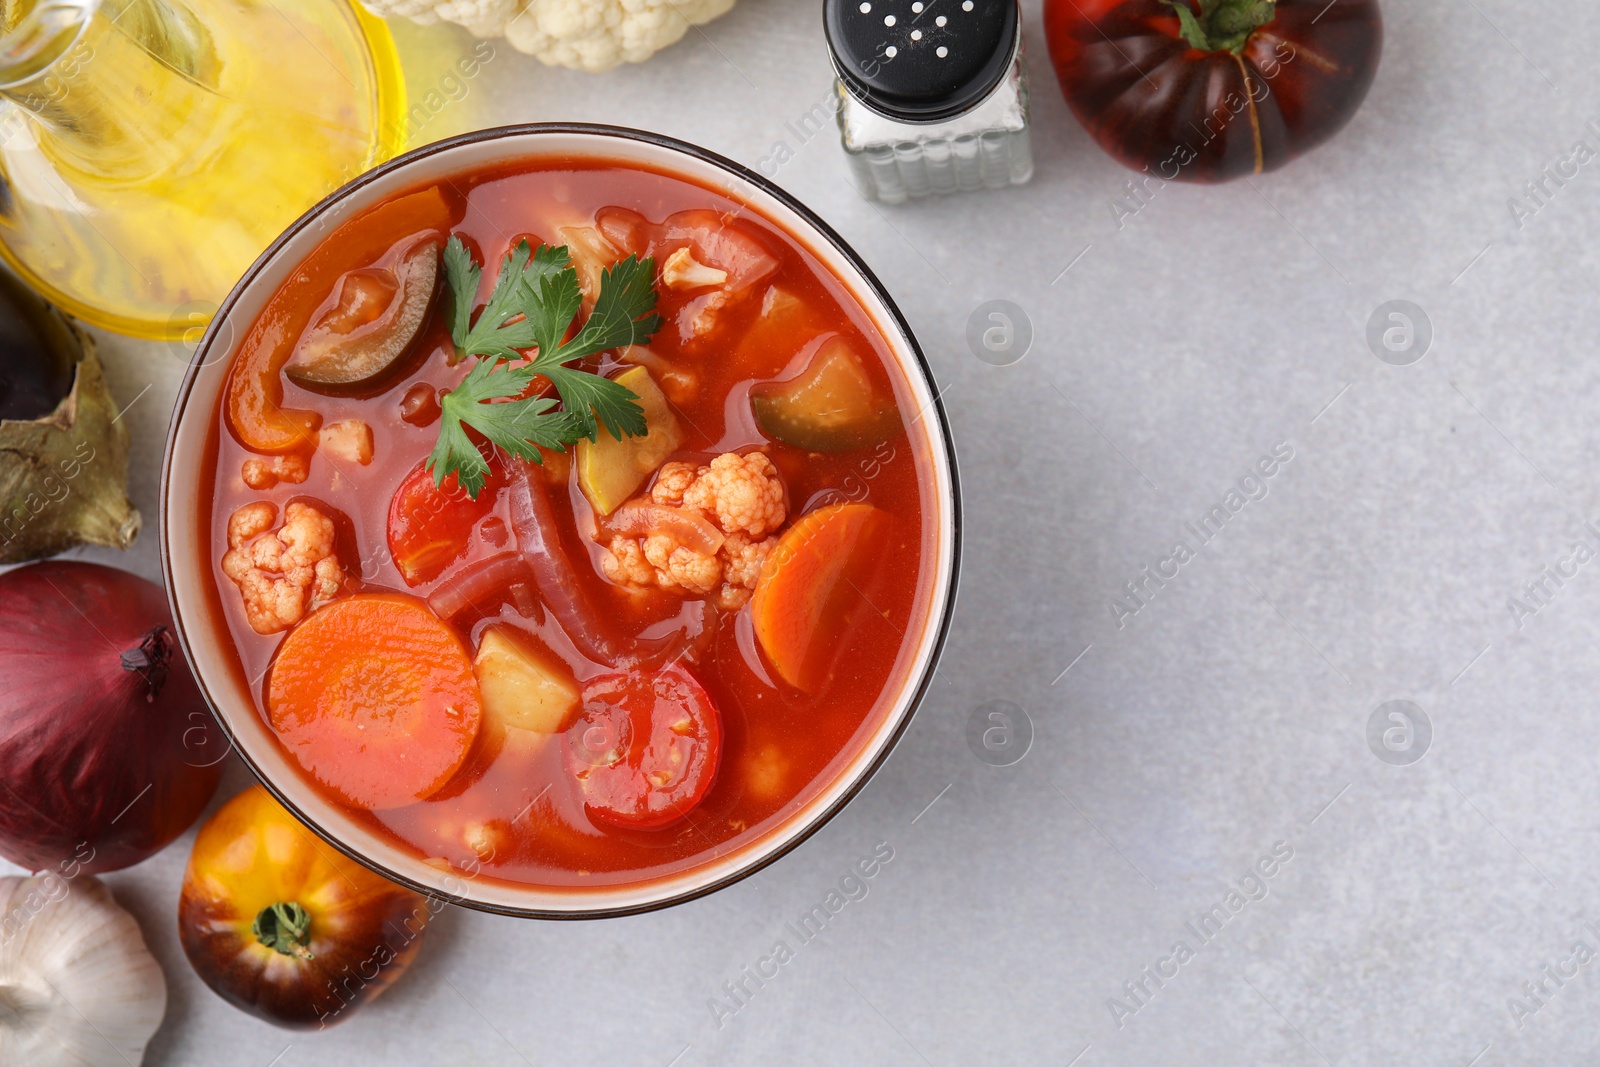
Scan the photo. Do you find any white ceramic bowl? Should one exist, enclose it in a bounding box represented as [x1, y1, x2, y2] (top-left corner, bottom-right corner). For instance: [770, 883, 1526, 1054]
[161, 124, 960, 918]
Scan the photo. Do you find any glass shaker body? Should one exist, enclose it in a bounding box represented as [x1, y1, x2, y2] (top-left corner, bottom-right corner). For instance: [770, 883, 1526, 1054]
[836, 23, 1033, 204]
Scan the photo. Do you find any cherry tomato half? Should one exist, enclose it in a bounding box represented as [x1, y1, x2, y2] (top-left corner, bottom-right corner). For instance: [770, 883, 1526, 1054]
[564, 667, 723, 831]
[386, 456, 500, 586]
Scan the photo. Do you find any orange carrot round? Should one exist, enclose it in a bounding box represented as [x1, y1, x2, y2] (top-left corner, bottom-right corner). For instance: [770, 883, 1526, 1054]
[266, 594, 481, 810]
[751, 503, 890, 692]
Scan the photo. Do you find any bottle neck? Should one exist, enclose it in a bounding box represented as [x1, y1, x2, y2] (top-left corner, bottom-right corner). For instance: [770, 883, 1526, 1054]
[0, 0, 99, 98]
[0, 0, 221, 180]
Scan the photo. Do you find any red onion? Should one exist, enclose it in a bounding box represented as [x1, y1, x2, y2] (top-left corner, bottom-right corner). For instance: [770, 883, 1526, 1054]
[426, 552, 534, 620]
[0, 561, 224, 874]
[606, 501, 724, 556]
[595, 207, 778, 291]
[506, 463, 709, 670]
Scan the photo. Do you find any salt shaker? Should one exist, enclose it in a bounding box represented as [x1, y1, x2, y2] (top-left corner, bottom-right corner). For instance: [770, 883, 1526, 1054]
[825, 0, 1033, 204]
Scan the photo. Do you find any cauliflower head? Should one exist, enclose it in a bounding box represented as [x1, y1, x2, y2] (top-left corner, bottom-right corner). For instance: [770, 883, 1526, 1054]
[362, 0, 737, 72]
[368, 0, 518, 35]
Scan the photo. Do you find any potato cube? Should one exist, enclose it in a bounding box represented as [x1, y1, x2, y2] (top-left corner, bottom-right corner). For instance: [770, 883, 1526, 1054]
[320, 419, 373, 465]
[576, 367, 681, 516]
[472, 626, 580, 734]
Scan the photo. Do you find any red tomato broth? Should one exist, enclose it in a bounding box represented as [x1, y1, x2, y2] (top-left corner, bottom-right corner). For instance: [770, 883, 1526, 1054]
[206, 157, 938, 891]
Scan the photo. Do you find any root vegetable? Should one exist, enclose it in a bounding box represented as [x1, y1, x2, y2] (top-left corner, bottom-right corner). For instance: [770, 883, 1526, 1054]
[0, 562, 224, 873]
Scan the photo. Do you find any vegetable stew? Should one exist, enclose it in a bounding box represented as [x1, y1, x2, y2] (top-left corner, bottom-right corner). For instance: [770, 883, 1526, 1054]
[204, 157, 938, 891]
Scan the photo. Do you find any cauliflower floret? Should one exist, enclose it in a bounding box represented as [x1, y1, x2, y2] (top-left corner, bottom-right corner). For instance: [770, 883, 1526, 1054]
[365, 0, 517, 35]
[721, 532, 773, 590]
[501, 0, 736, 72]
[649, 461, 700, 507]
[601, 453, 785, 604]
[600, 535, 654, 587]
[662, 247, 728, 290]
[599, 528, 723, 596]
[221, 502, 346, 635]
[681, 452, 786, 538]
[364, 0, 737, 72]
[225, 501, 275, 546]
[239, 419, 371, 493]
[241, 452, 310, 491]
[717, 532, 775, 610]
[641, 533, 722, 594]
[680, 289, 737, 342]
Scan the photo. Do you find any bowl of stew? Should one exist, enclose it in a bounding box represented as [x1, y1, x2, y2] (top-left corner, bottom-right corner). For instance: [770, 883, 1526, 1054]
[161, 123, 959, 917]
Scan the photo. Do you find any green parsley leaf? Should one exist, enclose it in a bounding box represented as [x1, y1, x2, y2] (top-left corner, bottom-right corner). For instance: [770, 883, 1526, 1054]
[554, 255, 665, 363]
[445, 239, 538, 361]
[430, 235, 665, 497]
[526, 253, 662, 440]
[427, 359, 573, 496]
[442, 235, 478, 351]
[521, 246, 583, 360]
[541, 365, 647, 443]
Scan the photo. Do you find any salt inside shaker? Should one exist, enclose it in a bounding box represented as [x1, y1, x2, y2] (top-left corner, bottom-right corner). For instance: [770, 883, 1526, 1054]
[824, 0, 1033, 204]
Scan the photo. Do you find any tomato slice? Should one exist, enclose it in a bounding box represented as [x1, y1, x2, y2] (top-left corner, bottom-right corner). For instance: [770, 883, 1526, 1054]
[564, 667, 722, 830]
[387, 457, 500, 586]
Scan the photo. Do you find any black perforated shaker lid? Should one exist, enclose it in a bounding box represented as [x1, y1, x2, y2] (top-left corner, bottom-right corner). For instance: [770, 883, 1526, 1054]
[824, 0, 1019, 124]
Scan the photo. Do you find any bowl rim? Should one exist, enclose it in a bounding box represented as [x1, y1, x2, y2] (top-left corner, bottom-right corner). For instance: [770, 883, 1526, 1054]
[160, 121, 962, 920]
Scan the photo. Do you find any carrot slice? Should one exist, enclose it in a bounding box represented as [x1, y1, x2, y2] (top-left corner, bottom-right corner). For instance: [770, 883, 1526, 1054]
[266, 594, 481, 810]
[225, 186, 457, 454]
[751, 503, 891, 692]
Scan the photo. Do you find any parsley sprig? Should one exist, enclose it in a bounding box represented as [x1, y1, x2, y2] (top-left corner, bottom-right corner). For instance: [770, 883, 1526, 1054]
[428, 236, 662, 497]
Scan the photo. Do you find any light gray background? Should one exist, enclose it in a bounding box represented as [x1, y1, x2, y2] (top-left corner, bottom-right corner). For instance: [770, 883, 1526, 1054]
[11, 0, 1600, 1062]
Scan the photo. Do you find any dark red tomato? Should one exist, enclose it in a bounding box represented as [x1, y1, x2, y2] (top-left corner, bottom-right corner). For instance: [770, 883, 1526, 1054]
[386, 458, 500, 586]
[564, 667, 722, 831]
[1043, 0, 1382, 183]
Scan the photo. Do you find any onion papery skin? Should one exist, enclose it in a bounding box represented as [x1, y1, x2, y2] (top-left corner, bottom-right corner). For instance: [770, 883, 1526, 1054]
[0, 561, 225, 873]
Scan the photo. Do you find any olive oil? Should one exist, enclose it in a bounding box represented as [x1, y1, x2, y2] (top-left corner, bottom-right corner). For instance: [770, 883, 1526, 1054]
[0, 0, 406, 339]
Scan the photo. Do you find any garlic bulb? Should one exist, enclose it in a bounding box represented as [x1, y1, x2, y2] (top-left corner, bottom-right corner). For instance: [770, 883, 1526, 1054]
[0, 874, 166, 1066]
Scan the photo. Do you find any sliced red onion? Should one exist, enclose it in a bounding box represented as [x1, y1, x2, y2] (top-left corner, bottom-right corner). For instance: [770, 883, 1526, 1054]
[596, 207, 778, 292]
[507, 462, 710, 670]
[606, 501, 724, 556]
[426, 553, 533, 621]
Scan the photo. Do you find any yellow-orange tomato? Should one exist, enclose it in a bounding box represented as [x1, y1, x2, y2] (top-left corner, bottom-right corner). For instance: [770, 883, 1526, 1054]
[178, 785, 433, 1030]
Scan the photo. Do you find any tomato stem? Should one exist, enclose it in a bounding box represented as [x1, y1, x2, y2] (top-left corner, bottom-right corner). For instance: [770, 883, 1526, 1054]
[1165, 0, 1276, 53]
[253, 902, 315, 961]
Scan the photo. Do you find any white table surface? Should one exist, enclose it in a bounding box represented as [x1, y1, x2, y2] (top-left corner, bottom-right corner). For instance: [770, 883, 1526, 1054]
[17, 0, 1600, 1063]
